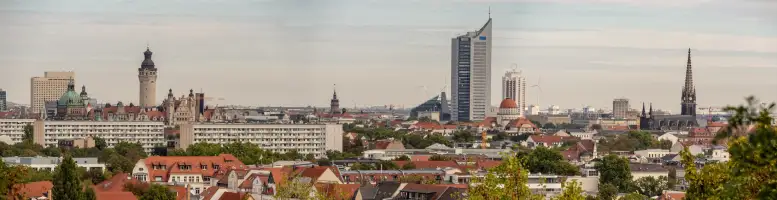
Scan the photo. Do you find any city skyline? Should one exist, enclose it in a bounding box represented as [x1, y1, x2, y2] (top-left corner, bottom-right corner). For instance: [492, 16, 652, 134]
[2, 0, 777, 110]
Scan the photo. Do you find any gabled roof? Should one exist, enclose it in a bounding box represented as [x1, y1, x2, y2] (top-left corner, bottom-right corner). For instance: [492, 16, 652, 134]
[218, 191, 249, 200]
[142, 154, 246, 183]
[399, 184, 462, 200]
[528, 135, 565, 144]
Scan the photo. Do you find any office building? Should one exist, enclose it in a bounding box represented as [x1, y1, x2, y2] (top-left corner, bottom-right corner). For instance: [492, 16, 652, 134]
[0, 89, 6, 111]
[502, 69, 526, 116]
[451, 17, 492, 121]
[178, 123, 343, 158]
[613, 98, 630, 119]
[139, 47, 158, 108]
[32, 120, 165, 153]
[31, 71, 75, 114]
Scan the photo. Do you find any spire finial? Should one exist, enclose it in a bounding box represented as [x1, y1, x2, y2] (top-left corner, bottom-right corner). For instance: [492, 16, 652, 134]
[488, 6, 491, 18]
[146, 41, 149, 50]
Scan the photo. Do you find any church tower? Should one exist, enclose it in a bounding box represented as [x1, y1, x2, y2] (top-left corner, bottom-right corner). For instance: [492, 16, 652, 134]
[138, 46, 158, 108]
[330, 85, 340, 115]
[681, 48, 696, 116]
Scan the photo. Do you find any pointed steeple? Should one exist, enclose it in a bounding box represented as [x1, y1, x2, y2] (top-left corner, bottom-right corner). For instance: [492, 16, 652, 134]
[681, 48, 697, 116]
[641, 102, 646, 117]
[332, 84, 338, 100]
[649, 103, 653, 116]
[80, 85, 88, 96]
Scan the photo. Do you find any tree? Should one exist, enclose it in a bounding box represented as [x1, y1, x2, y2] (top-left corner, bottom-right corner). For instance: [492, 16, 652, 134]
[493, 132, 508, 141]
[552, 180, 586, 200]
[522, 146, 579, 176]
[595, 155, 633, 192]
[543, 123, 556, 129]
[304, 154, 315, 161]
[468, 153, 542, 200]
[597, 183, 618, 200]
[93, 136, 107, 150]
[0, 159, 29, 200]
[140, 184, 176, 200]
[275, 176, 315, 200]
[401, 162, 416, 170]
[52, 155, 84, 200]
[667, 167, 677, 190]
[393, 155, 410, 161]
[376, 160, 398, 170]
[654, 139, 673, 150]
[452, 130, 475, 143]
[428, 155, 451, 161]
[633, 176, 668, 197]
[620, 192, 648, 200]
[22, 124, 34, 142]
[85, 187, 97, 200]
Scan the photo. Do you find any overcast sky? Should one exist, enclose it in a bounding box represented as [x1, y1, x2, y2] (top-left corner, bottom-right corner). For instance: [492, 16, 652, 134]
[1, 0, 776, 112]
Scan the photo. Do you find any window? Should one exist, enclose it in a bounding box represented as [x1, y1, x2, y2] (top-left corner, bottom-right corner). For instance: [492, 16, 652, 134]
[155, 176, 162, 181]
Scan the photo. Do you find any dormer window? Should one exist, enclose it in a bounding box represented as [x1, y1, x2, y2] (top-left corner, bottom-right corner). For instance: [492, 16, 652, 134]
[201, 164, 207, 170]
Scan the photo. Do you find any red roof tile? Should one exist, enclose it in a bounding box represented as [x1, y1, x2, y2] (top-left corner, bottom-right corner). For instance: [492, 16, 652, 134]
[13, 181, 52, 199]
[142, 154, 245, 183]
[529, 135, 565, 144]
[218, 191, 248, 200]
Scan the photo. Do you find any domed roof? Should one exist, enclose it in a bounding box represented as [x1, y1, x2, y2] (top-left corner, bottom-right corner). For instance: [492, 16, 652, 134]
[140, 47, 155, 69]
[58, 80, 84, 107]
[499, 98, 518, 109]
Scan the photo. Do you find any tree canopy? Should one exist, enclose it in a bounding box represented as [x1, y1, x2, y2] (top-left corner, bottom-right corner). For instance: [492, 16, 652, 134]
[521, 146, 580, 176]
[595, 154, 633, 193]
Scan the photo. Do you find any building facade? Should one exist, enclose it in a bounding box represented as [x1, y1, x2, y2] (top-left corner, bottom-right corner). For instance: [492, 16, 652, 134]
[32, 120, 165, 153]
[502, 69, 526, 116]
[641, 49, 700, 130]
[0, 119, 35, 144]
[451, 17, 492, 121]
[139, 47, 158, 108]
[330, 88, 340, 115]
[178, 123, 343, 158]
[0, 88, 6, 111]
[3, 156, 105, 172]
[54, 80, 92, 120]
[31, 71, 75, 114]
[612, 98, 630, 119]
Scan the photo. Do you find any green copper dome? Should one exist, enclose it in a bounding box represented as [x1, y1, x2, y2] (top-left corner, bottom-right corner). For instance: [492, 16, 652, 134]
[58, 80, 85, 107]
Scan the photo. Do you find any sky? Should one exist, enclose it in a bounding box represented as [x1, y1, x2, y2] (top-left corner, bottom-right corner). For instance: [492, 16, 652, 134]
[1, 0, 776, 112]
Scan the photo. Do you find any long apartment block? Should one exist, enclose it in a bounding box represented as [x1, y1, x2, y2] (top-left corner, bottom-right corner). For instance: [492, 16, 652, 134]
[32, 120, 166, 152]
[179, 123, 343, 158]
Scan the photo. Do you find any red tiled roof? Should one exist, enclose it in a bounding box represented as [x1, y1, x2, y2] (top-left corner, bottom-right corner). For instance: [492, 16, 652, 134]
[314, 183, 360, 200]
[13, 181, 52, 199]
[410, 155, 432, 162]
[300, 167, 329, 183]
[218, 192, 248, 200]
[169, 185, 189, 200]
[394, 161, 459, 169]
[200, 187, 221, 200]
[95, 192, 138, 200]
[529, 135, 565, 144]
[142, 154, 246, 183]
[93, 173, 140, 193]
[414, 122, 443, 130]
[475, 160, 501, 170]
[508, 118, 538, 130]
[499, 98, 518, 109]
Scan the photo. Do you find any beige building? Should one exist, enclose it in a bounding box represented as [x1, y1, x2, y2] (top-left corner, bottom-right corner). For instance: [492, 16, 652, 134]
[0, 119, 35, 144]
[138, 47, 158, 107]
[178, 123, 343, 158]
[32, 120, 165, 153]
[30, 71, 75, 114]
[612, 98, 630, 119]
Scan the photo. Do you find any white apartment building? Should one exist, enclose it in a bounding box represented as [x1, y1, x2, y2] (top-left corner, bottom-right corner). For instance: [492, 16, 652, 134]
[502, 68, 526, 116]
[179, 123, 343, 158]
[451, 17, 492, 121]
[33, 120, 165, 153]
[3, 156, 106, 172]
[31, 71, 75, 113]
[0, 119, 35, 144]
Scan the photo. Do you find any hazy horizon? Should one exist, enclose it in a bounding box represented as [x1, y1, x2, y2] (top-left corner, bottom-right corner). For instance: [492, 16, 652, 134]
[2, 0, 776, 112]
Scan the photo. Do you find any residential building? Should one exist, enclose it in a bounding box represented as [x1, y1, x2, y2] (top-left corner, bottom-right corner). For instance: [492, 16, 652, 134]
[0, 89, 6, 111]
[710, 146, 729, 162]
[525, 135, 566, 149]
[138, 47, 158, 107]
[630, 163, 669, 180]
[504, 117, 539, 136]
[528, 174, 564, 195]
[3, 156, 105, 172]
[30, 71, 75, 114]
[451, 17, 492, 122]
[567, 129, 595, 140]
[0, 119, 35, 144]
[395, 184, 463, 200]
[612, 98, 629, 119]
[634, 149, 674, 159]
[502, 69, 526, 116]
[32, 120, 165, 153]
[657, 132, 679, 144]
[178, 123, 343, 158]
[131, 154, 246, 195]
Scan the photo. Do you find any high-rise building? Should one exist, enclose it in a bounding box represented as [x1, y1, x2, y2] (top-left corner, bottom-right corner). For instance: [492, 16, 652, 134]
[451, 17, 492, 121]
[0, 89, 7, 111]
[138, 46, 158, 108]
[681, 48, 696, 116]
[31, 72, 75, 113]
[502, 69, 526, 116]
[613, 98, 630, 119]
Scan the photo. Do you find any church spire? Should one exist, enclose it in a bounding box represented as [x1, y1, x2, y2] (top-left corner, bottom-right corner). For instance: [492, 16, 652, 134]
[641, 102, 646, 117]
[681, 48, 697, 116]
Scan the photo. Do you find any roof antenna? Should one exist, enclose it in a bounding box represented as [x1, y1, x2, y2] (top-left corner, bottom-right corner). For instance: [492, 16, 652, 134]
[488, 6, 491, 18]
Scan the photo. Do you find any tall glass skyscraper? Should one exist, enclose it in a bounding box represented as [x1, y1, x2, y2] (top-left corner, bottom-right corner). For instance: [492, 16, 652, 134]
[451, 18, 492, 121]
